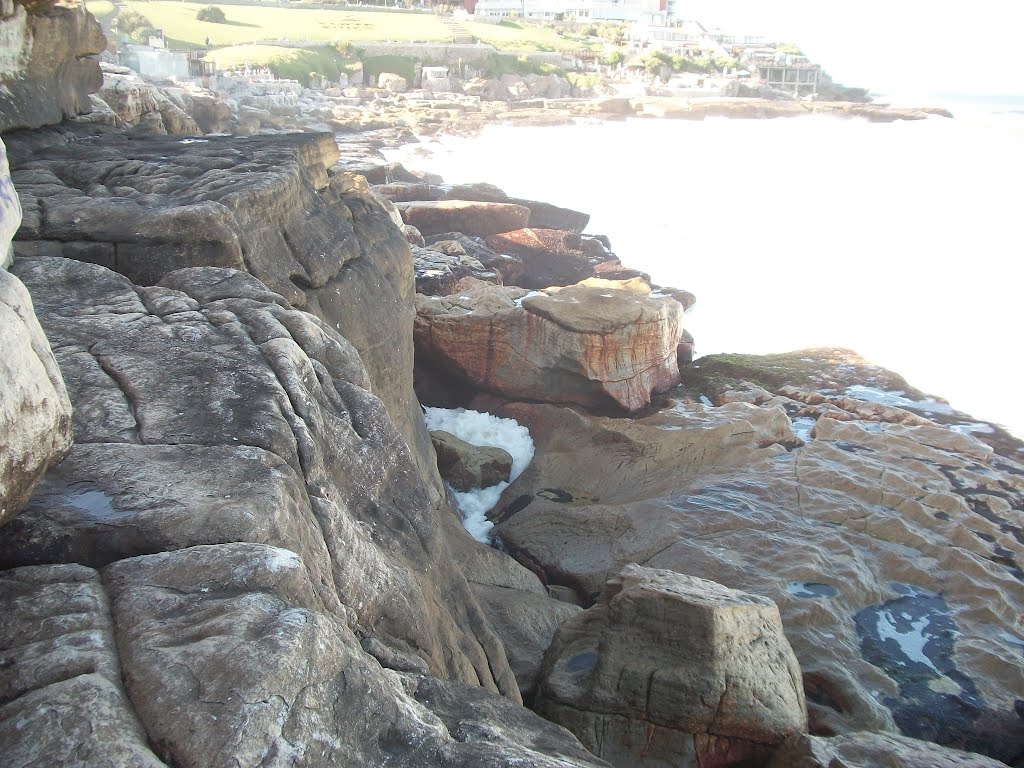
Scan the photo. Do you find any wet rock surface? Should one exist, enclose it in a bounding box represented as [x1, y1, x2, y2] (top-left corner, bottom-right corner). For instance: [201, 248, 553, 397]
[487, 351, 1024, 762]
[415, 279, 685, 413]
[768, 731, 1012, 768]
[431, 430, 513, 492]
[0, 256, 610, 767]
[536, 565, 807, 767]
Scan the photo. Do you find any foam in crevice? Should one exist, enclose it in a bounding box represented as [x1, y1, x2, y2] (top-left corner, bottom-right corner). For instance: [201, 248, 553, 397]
[423, 407, 535, 543]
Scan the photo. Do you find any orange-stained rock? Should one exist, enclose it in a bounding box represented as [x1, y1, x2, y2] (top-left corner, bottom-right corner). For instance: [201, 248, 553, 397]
[415, 279, 685, 413]
[485, 228, 617, 289]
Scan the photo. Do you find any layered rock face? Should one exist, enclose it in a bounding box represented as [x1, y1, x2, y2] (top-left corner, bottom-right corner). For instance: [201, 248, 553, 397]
[0, 0, 105, 132]
[487, 353, 1024, 763]
[536, 565, 807, 767]
[416, 279, 685, 413]
[0, 256, 610, 767]
[6, 131, 443, 503]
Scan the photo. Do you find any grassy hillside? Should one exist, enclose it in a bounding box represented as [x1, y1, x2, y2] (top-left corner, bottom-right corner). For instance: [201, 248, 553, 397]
[121, 2, 451, 48]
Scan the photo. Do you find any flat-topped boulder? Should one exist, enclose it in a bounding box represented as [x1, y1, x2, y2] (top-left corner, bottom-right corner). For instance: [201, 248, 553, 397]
[396, 199, 531, 238]
[536, 565, 807, 767]
[430, 430, 513, 491]
[415, 279, 685, 413]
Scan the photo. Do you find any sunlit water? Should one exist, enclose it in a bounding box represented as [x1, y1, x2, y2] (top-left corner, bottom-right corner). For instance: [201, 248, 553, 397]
[389, 110, 1024, 437]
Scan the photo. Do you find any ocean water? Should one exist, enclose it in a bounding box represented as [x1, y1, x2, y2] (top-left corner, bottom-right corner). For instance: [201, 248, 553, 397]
[389, 109, 1024, 438]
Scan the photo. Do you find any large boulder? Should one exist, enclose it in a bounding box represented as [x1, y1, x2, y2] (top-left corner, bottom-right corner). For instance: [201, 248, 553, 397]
[431, 430, 513, 492]
[0, 139, 73, 526]
[536, 565, 807, 767]
[768, 732, 1010, 767]
[6, 131, 444, 505]
[488, 356, 1024, 762]
[396, 200, 531, 238]
[0, 0, 105, 132]
[0, 268, 73, 526]
[415, 279, 685, 413]
[0, 257, 615, 766]
[3, 258, 513, 694]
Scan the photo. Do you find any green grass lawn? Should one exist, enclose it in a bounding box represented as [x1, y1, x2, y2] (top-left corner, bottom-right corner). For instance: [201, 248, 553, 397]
[117, 3, 595, 53]
[209, 44, 359, 84]
[85, 0, 116, 20]
[460, 20, 596, 52]
[122, 2, 452, 47]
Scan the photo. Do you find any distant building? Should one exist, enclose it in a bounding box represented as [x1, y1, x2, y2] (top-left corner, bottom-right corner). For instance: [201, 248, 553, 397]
[121, 44, 189, 80]
[748, 53, 821, 96]
[470, 0, 665, 22]
[628, 19, 730, 58]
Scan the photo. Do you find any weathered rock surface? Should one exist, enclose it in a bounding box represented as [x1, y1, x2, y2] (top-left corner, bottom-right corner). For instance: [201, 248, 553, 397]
[0, 563, 166, 767]
[0, 152, 72, 524]
[412, 243, 499, 295]
[489, 354, 1024, 762]
[415, 279, 685, 413]
[96, 65, 202, 136]
[768, 731, 1011, 768]
[431, 430, 513, 491]
[0, 0, 105, 132]
[473, 583, 582, 704]
[424, 232, 525, 284]
[1, 138, 18, 267]
[484, 228, 643, 289]
[0, 256, 615, 766]
[397, 199, 531, 238]
[536, 565, 807, 767]
[6, 131, 443, 503]
[0, 269, 73, 526]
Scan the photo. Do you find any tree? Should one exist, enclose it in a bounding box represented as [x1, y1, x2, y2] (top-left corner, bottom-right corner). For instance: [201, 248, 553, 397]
[114, 9, 152, 39]
[196, 5, 227, 23]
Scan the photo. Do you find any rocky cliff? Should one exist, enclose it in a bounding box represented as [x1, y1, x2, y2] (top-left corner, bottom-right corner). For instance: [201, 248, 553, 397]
[1, 36, 1019, 768]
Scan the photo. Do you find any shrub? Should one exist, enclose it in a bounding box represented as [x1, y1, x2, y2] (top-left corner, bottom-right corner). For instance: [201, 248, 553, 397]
[601, 49, 624, 67]
[196, 5, 227, 23]
[114, 9, 152, 37]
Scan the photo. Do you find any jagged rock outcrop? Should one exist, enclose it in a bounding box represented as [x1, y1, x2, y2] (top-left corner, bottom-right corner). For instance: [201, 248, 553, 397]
[95, 64, 202, 136]
[413, 243, 500, 295]
[425, 233, 525, 285]
[0, 139, 72, 525]
[431, 430, 513, 492]
[768, 732, 1010, 767]
[397, 199, 532, 238]
[6, 131, 444, 504]
[487, 353, 1024, 763]
[0, 256, 611, 767]
[536, 565, 807, 767]
[415, 279, 685, 413]
[0, 0, 105, 132]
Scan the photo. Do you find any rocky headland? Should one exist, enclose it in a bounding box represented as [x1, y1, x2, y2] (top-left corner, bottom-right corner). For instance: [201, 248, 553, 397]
[1, 2, 1019, 767]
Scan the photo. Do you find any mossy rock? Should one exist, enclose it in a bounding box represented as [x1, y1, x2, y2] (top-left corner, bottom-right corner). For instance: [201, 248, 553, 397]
[678, 347, 921, 400]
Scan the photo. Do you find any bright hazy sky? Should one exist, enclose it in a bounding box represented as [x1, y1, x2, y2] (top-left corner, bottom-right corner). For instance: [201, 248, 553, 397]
[682, 0, 1022, 96]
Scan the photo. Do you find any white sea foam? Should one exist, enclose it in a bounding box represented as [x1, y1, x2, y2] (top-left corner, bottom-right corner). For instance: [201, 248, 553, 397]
[423, 407, 535, 543]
